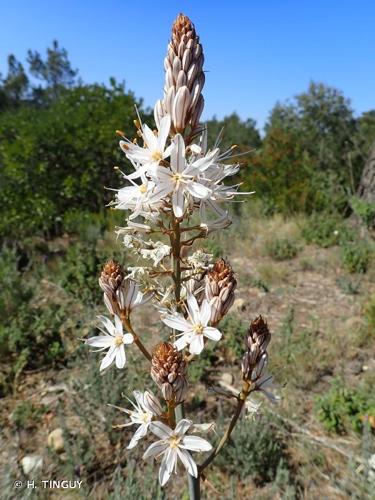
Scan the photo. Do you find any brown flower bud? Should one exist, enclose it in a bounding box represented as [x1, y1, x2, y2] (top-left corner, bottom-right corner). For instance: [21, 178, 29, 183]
[99, 260, 125, 296]
[151, 342, 188, 404]
[242, 316, 271, 382]
[155, 13, 205, 134]
[99, 260, 146, 318]
[205, 259, 237, 325]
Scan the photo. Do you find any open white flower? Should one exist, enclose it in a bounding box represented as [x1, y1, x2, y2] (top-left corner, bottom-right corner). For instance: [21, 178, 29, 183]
[114, 177, 162, 219]
[143, 419, 212, 486]
[162, 294, 222, 355]
[84, 315, 134, 371]
[120, 115, 173, 179]
[154, 134, 211, 218]
[110, 390, 163, 449]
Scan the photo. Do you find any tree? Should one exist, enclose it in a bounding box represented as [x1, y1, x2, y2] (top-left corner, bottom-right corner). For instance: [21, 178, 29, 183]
[255, 82, 361, 213]
[27, 40, 78, 99]
[205, 112, 261, 151]
[0, 55, 29, 107]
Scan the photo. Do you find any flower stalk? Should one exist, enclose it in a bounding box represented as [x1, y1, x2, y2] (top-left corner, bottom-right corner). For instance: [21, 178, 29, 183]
[80, 12, 279, 500]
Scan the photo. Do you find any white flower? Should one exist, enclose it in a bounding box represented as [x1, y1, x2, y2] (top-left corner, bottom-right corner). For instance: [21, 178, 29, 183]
[85, 315, 134, 371]
[162, 294, 222, 355]
[115, 177, 164, 219]
[120, 115, 173, 179]
[103, 276, 149, 317]
[110, 390, 163, 449]
[140, 241, 171, 266]
[154, 134, 211, 218]
[143, 419, 212, 486]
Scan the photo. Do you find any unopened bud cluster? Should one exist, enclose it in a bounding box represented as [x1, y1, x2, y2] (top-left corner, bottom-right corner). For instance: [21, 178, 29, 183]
[151, 342, 188, 404]
[242, 316, 271, 383]
[155, 13, 205, 133]
[205, 259, 237, 325]
[99, 260, 144, 318]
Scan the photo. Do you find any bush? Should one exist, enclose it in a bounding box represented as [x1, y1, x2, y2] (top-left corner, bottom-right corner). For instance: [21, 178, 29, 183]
[215, 416, 289, 485]
[350, 196, 375, 229]
[315, 378, 375, 434]
[340, 240, 372, 273]
[301, 213, 350, 248]
[264, 237, 300, 260]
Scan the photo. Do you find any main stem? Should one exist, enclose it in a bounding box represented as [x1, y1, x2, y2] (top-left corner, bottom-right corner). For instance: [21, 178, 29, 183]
[171, 216, 201, 500]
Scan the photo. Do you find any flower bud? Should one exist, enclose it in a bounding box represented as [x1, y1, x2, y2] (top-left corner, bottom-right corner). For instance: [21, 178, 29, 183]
[241, 316, 271, 382]
[156, 13, 205, 134]
[99, 259, 125, 296]
[151, 342, 188, 404]
[205, 259, 237, 325]
[99, 260, 146, 318]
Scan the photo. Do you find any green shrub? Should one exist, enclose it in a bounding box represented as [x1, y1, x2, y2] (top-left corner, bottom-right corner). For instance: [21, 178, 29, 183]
[215, 416, 289, 485]
[0, 302, 75, 388]
[315, 379, 375, 434]
[12, 401, 46, 429]
[364, 294, 375, 333]
[350, 196, 375, 228]
[203, 238, 223, 259]
[301, 213, 350, 248]
[264, 238, 300, 260]
[0, 246, 33, 321]
[340, 240, 372, 273]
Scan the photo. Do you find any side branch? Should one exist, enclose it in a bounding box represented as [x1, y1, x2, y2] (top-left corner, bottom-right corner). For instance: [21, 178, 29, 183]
[122, 316, 152, 362]
[199, 380, 251, 474]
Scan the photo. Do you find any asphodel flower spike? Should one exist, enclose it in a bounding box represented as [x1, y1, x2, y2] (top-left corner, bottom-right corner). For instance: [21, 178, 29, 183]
[155, 13, 205, 134]
[82, 12, 278, 499]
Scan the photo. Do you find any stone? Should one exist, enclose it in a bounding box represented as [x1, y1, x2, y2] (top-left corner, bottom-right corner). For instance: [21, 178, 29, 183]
[47, 428, 64, 452]
[220, 373, 233, 385]
[21, 455, 43, 475]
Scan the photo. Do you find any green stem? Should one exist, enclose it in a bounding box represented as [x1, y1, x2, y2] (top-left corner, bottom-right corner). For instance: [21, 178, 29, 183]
[171, 216, 201, 500]
[199, 381, 251, 473]
[175, 404, 201, 500]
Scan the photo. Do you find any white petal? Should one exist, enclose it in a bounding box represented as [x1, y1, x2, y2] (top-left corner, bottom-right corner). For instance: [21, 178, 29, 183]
[100, 345, 116, 371]
[187, 294, 200, 323]
[199, 300, 211, 326]
[127, 424, 148, 449]
[157, 114, 171, 151]
[174, 334, 191, 351]
[143, 440, 168, 459]
[187, 182, 211, 199]
[85, 335, 114, 348]
[204, 327, 222, 341]
[189, 334, 204, 355]
[181, 435, 212, 452]
[175, 419, 192, 435]
[142, 124, 158, 151]
[97, 315, 115, 336]
[177, 448, 198, 478]
[159, 447, 176, 486]
[150, 421, 173, 439]
[143, 391, 163, 415]
[115, 345, 126, 369]
[162, 315, 192, 332]
[114, 315, 123, 335]
[171, 134, 185, 173]
[122, 333, 134, 345]
[172, 188, 185, 218]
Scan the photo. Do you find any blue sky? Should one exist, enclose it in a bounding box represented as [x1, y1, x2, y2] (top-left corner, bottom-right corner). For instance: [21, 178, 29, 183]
[0, 0, 374, 130]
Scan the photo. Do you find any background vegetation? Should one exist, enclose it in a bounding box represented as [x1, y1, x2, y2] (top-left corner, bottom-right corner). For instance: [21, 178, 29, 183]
[1, 41, 375, 499]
